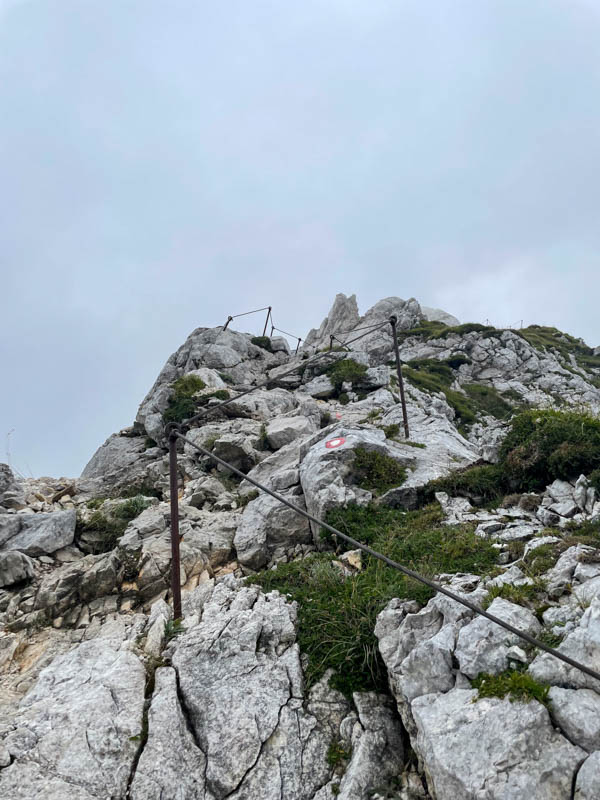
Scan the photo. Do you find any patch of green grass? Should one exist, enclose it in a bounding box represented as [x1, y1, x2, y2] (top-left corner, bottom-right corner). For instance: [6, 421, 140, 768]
[382, 423, 400, 439]
[164, 618, 185, 642]
[445, 353, 472, 369]
[403, 359, 477, 431]
[367, 408, 383, 420]
[113, 496, 151, 521]
[119, 482, 163, 500]
[351, 447, 407, 495]
[219, 372, 235, 384]
[86, 497, 105, 510]
[327, 740, 352, 769]
[252, 504, 498, 696]
[77, 497, 151, 554]
[537, 629, 564, 649]
[503, 388, 523, 403]
[163, 374, 206, 424]
[472, 669, 550, 706]
[589, 469, 600, 494]
[404, 440, 426, 449]
[482, 581, 545, 610]
[207, 389, 230, 401]
[463, 384, 514, 420]
[250, 336, 273, 352]
[396, 319, 449, 341]
[426, 464, 505, 504]
[338, 392, 350, 405]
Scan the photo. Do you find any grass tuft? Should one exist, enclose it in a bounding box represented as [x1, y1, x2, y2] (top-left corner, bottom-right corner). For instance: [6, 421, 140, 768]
[472, 669, 550, 706]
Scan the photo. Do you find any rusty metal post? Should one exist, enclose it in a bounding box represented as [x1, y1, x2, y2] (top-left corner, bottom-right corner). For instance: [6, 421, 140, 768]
[168, 432, 182, 620]
[271, 325, 275, 337]
[295, 338, 301, 354]
[329, 335, 334, 351]
[223, 315, 233, 331]
[262, 307, 272, 337]
[389, 316, 410, 439]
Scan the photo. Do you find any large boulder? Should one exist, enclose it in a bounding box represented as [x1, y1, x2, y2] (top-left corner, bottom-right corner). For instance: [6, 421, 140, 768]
[411, 689, 585, 800]
[299, 427, 414, 537]
[234, 490, 312, 570]
[0, 550, 35, 588]
[0, 509, 76, 556]
[0, 463, 26, 510]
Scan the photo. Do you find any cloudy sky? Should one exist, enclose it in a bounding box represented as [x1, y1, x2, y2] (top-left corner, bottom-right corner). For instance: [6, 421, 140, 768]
[2, 0, 599, 478]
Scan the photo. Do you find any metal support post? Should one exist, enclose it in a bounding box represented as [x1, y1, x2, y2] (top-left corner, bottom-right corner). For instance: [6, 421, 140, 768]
[295, 338, 301, 355]
[263, 307, 272, 337]
[168, 432, 182, 620]
[223, 315, 233, 331]
[389, 316, 410, 439]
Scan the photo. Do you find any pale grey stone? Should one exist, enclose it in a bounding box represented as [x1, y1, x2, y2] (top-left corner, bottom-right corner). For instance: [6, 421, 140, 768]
[0, 510, 76, 556]
[129, 667, 206, 800]
[266, 415, 317, 450]
[412, 689, 585, 800]
[455, 597, 541, 678]
[303, 374, 335, 398]
[575, 751, 600, 799]
[0, 636, 146, 798]
[233, 490, 311, 570]
[421, 306, 460, 326]
[549, 687, 600, 751]
[0, 550, 34, 587]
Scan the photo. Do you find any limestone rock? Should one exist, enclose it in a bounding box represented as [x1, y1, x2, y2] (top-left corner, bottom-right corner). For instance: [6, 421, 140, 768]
[234, 490, 312, 570]
[0, 509, 76, 556]
[575, 751, 600, 799]
[0, 636, 146, 798]
[455, 597, 541, 678]
[412, 689, 585, 800]
[266, 414, 317, 450]
[0, 550, 34, 588]
[548, 687, 600, 752]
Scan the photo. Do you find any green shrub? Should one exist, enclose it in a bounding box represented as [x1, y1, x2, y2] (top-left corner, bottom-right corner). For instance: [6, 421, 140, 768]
[208, 389, 230, 401]
[339, 393, 350, 405]
[472, 670, 550, 706]
[163, 374, 206, 424]
[426, 464, 505, 504]
[113, 496, 151, 521]
[382, 423, 400, 439]
[86, 497, 105, 510]
[251, 503, 498, 696]
[517, 325, 600, 373]
[445, 353, 472, 369]
[219, 372, 235, 384]
[589, 469, 600, 494]
[256, 424, 270, 451]
[119, 482, 163, 499]
[324, 359, 368, 394]
[351, 447, 407, 495]
[436, 323, 502, 340]
[500, 409, 600, 491]
[250, 336, 273, 352]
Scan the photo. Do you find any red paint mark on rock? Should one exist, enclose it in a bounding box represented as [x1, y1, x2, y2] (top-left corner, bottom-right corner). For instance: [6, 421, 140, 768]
[325, 437, 346, 449]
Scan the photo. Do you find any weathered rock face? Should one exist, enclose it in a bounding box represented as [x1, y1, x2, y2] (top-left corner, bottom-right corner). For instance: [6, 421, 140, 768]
[0, 622, 146, 799]
[5, 292, 600, 799]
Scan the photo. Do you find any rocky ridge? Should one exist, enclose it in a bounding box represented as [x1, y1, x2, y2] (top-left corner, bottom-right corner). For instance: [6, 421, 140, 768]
[2, 293, 600, 798]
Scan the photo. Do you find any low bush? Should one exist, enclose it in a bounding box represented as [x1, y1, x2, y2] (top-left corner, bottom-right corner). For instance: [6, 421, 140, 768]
[163, 374, 206, 424]
[250, 336, 273, 352]
[351, 447, 407, 495]
[323, 358, 368, 395]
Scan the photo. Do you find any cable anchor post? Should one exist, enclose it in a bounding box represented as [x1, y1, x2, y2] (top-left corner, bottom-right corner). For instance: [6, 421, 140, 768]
[389, 315, 410, 439]
[263, 307, 272, 337]
[223, 316, 233, 331]
[168, 430, 183, 620]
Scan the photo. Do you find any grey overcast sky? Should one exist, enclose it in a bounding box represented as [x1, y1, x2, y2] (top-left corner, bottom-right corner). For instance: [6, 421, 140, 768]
[2, 0, 600, 478]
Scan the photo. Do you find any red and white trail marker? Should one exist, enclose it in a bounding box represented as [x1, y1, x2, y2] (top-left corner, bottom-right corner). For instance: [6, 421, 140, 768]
[325, 437, 346, 449]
